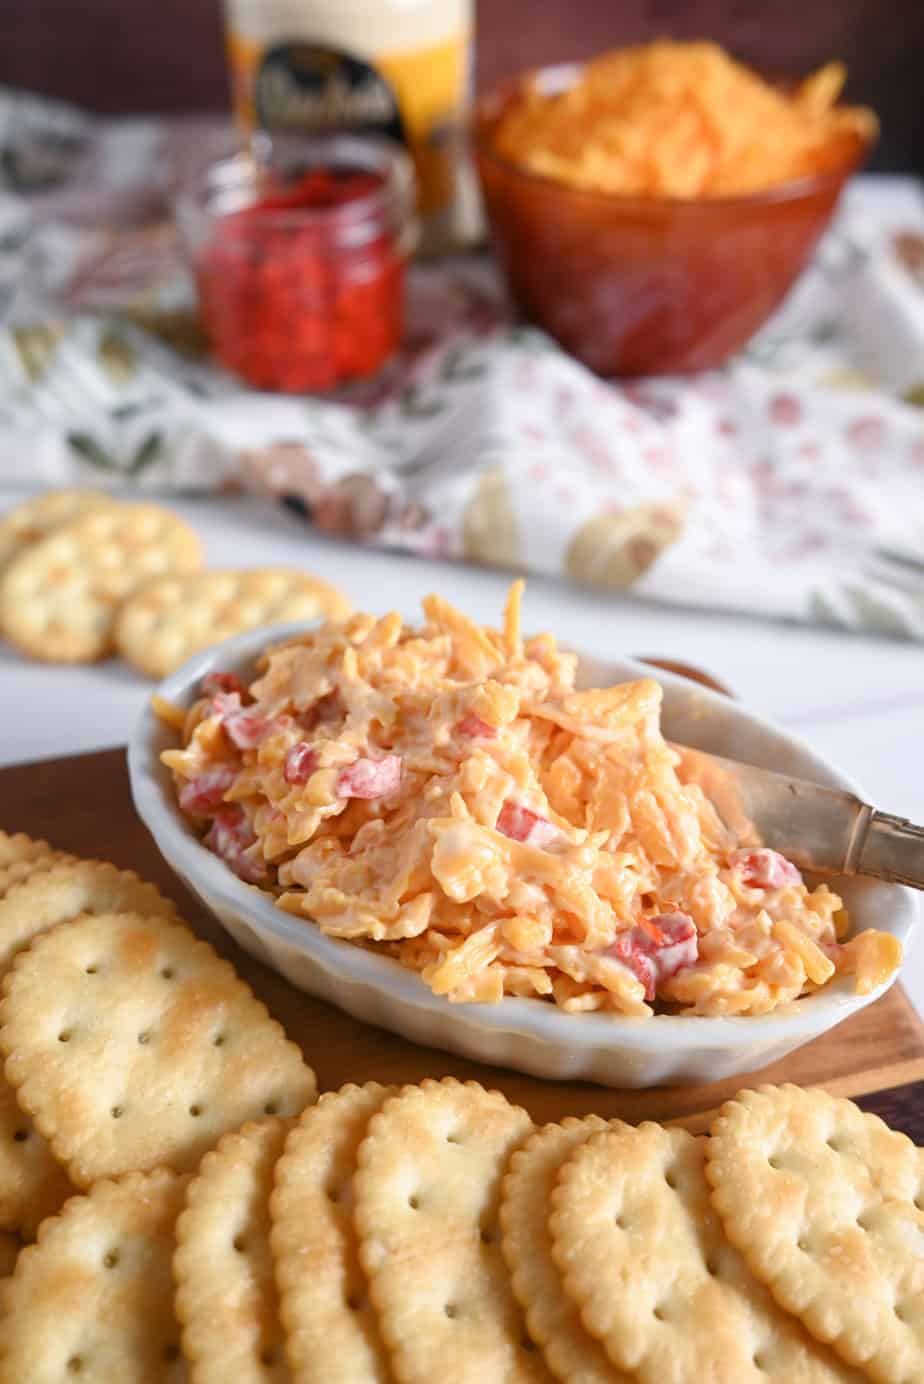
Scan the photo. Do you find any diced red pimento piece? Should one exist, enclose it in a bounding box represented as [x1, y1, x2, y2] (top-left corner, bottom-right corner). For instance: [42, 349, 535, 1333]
[224, 711, 277, 750]
[608, 911, 698, 1000]
[455, 714, 498, 739]
[609, 933, 658, 1000]
[210, 692, 278, 750]
[212, 691, 242, 716]
[335, 754, 402, 800]
[200, 671, 245, 699]
[204, 806, 268, 883]
[639, 912, 699, 981]
[731, 848, 802, 889]
[178, 765, 235, 816]
[496, 801, 560, 847]
[284, 743, 318, 785]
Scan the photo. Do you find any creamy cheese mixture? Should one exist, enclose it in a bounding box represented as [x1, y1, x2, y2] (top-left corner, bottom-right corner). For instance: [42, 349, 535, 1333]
[159, 585, 900, 1016]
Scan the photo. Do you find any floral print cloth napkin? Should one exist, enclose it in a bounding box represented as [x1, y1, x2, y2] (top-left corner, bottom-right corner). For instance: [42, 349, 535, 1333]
[1, 90, 924, 638]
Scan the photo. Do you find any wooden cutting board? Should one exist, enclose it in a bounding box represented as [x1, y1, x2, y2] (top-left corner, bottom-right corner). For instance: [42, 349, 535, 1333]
[2, 745, 922, 1137]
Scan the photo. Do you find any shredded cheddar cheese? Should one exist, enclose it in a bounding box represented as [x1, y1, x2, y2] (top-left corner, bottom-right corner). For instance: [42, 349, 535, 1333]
[159, 584, 900, 1016]
[492, 41, 877, 198]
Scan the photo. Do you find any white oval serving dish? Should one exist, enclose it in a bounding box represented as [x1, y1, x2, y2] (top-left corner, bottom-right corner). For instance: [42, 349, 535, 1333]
[128, 622, 918, 1088]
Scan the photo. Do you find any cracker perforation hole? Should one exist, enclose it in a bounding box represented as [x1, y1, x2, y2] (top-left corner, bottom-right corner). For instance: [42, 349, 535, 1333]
[326, 1182, 342, 1204]
[768, 1155, 782, 1170]
[446, 1131, 462, 1144]
[58, 1030, 71, 1043]
[137, 1031, 151, 1046]
[213, 1032, 226, 1047]
[754, 1350, 768, 1371]
[103, 1249, 120, 1269]
[233, 1234, 247, 1253]
[160, 967, 175, 980]
[521, 1335, 539, 1353]
[408, 1195, 420, 1210]
[480, 1226, 496, 1245]
[110, 1106, 124, 1120]
[67, 1357, 84, 1375]
[653, 1303, 668, 1322]
[260, 1347, 279, 1365]
[664, 1165, 678, 1190]
[346, 1294, 363, 1312]
[614, 1213, 628, 1230]
[189, 1104, 203, 1118]
[705, 1256, 719, 1277]
[163, 1343, 181, 1363]
[12, 1128, 28, 1143]
[797, 1236, 810, 1253]
[264, 1101, 278, 1116]
[444, 1303, 458, 1319]
[85, 964, 99, 975]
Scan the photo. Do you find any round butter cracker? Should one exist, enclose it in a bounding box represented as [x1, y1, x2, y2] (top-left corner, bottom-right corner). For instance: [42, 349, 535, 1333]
[0, 488, 117, 572]
[354, 1077, 547, 1383]
[0, 830, 54, 871]
[499, 1115, 633, 1383]
[0, 850, 77, 902]
[706, 1085, 924, 1384]
[115, 567, 352, 678]
[0, 858, 180, 974]
[175, 1118, 291, 1383]
[549, 1122, 862, 1384]
[0, 911, 317, 1187]
[0, 1169, 188, 1383]
[0, 1079, 72, 1240]
[0, 501, 203, 661]
[270, 1082, 394, 1383]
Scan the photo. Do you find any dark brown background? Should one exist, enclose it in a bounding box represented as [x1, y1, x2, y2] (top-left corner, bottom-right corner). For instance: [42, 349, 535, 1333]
[3, 0, 923, 173]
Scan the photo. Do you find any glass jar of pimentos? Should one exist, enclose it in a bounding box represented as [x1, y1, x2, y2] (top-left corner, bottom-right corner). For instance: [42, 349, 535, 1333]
[176, 135, 415, 393]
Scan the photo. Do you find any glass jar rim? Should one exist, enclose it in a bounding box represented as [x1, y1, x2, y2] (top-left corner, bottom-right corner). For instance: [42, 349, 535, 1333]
[176, 132, 417, 235]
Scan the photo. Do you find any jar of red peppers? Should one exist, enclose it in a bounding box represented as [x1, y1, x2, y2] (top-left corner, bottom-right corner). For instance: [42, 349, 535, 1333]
[176, 135, 415, 392]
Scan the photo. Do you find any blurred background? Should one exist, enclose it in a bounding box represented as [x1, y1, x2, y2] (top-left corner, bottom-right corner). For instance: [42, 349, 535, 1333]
[2, 0, 924, 648]
[5, 0, 924, 172]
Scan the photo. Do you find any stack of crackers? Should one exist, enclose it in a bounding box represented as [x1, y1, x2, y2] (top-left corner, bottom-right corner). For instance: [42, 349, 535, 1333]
[0, 489, 350, 674]
[0, 830, 921, 1382]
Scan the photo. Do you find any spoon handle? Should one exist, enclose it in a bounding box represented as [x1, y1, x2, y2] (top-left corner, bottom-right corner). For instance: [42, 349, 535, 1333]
[858, 812, 924, 889]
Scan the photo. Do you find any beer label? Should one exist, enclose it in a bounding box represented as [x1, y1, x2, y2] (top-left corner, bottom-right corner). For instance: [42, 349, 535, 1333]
[253, 43, 406, 143]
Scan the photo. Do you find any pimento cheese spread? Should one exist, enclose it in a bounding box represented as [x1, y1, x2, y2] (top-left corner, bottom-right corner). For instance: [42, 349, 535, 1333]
[159, 585, 900, 1016]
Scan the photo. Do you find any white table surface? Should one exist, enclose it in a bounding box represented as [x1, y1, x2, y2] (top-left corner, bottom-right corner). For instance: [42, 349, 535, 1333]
[1, 490, 921, 1016]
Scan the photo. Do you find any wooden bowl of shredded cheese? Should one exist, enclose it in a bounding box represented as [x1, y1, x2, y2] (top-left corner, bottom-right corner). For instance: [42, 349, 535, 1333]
[475, 41, 875, 375]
